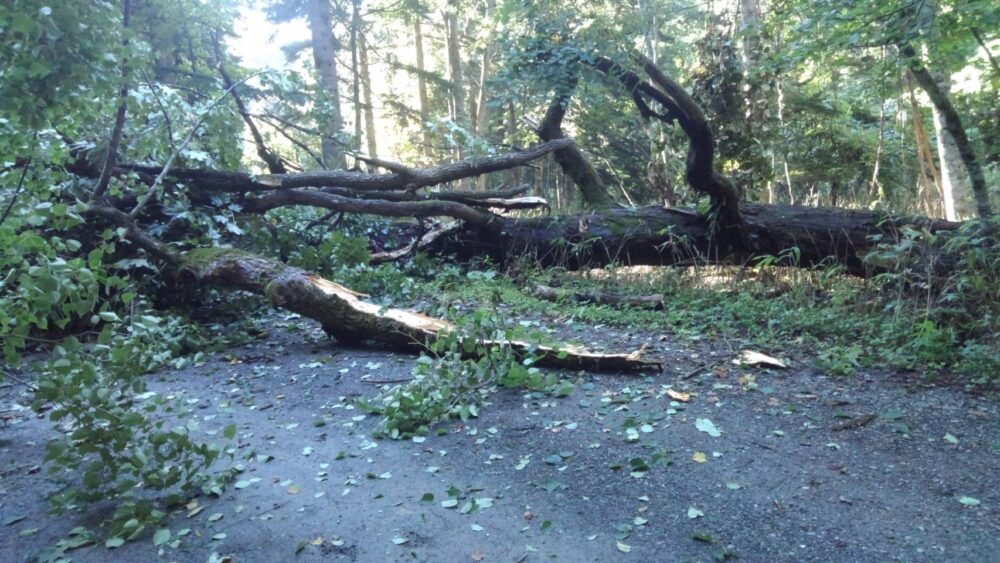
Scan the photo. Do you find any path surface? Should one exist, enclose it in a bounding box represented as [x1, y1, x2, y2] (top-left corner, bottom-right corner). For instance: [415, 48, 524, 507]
[2, 313, 997, 562]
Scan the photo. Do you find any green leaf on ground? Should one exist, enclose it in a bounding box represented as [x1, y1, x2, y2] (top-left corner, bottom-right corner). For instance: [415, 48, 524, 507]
[695, 418, 722, 437]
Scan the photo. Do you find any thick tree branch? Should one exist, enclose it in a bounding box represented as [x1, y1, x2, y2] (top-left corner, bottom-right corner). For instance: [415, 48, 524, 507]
[587, 55, 742, 226]
[240, 189, 498, 228]
[256, 138, 573, 190]
[530, 76, 616, 209]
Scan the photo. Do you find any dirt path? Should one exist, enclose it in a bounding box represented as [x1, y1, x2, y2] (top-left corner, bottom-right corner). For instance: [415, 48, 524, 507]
[2, 314, 997, 562]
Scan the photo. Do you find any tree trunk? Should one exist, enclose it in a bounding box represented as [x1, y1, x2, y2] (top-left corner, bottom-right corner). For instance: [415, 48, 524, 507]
[530, 79, 615, 208]
[177, 249, 656, 372]
[903, 43, 992, 220]
[413, 16, 432, 161]
[474, 0, 495, 139]
[308, 0, 347, 170]
[359, 27, 378, 159]
[929, 72, 973, 220]
[907, 71, 945, 217]
[436, 204, 958, 278]
[350, 0, 362, 165]
[444, 2, 466, 129]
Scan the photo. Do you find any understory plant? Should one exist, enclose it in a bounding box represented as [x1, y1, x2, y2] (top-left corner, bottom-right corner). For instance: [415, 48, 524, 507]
[366, 306, 573, 439]
[1, 203, 232, 541]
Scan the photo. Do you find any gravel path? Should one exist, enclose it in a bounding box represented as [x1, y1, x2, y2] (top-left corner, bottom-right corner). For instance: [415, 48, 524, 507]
[2, 314, 997, 562]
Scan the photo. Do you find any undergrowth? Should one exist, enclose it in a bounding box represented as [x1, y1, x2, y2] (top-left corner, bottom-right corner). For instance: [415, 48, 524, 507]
[422, 222, 998, 389]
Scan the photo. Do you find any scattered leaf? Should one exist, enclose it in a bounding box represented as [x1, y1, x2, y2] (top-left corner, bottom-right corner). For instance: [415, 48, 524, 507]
[105, 537, 125, 548]
[692, 452, 707, 463]
[959, 496, 981, 506]
[153, 529, 171, 546]
[687, 507, 704, 519]
[695, 418, 721, 437]
[691, 531, 714, 543]
[617, 541, 631, 553]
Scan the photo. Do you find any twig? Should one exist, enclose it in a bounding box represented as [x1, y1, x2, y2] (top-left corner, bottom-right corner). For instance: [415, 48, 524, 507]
[2, 370, 38, 392]
[0, 156, 31, 226]
[141, 69, 177, 154]
[363, 377, 413, 385]
[90, 0, 131, 203]
[680, 362, 710, 380]
[129, 70, 268, 219]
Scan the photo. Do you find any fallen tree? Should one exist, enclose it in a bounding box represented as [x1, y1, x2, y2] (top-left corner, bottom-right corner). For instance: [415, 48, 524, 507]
[437, 203, 958, 277]
[58, 51, 979, 368]
[176, 248, 657, 371]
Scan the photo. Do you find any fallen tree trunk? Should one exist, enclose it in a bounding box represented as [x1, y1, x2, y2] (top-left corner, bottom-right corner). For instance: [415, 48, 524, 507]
[436, 203, 960, 277]
[178, 248, 658, 372]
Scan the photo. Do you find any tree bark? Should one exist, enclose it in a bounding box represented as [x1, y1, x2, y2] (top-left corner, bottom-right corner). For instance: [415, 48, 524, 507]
[435, 204, 958, 278]
[178, 249, 657, 371]
[308, 0, 347, 170]
[359, 28, 378, 159]
[929, 72, 973, 220]
[444, 1, 466, 130]
[902, 43, 992, 220]
[350, 0, 362, 165]
[413, 16, 432, 160]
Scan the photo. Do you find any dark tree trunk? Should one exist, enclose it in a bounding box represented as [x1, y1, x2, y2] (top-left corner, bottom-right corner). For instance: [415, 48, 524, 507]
[437, 204, 958, 278]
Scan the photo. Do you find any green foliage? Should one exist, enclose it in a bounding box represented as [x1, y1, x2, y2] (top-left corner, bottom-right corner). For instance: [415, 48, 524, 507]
[366, 307, 571, 439]
[437, 249, 998, 387]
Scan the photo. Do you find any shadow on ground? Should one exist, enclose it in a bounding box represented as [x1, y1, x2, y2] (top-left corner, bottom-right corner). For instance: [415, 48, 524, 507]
[2, 313, 997, 562]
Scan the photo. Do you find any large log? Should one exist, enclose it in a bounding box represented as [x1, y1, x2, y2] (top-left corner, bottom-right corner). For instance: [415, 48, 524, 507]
[438, 203, 960, 277]
[178, 248, 658, 372]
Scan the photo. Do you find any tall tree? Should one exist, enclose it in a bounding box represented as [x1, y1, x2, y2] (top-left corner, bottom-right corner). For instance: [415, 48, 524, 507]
[359, 25, 378, 158]
[413, 15, 433, 160]
[444, 0, 466, 131]
[307, 0, 347, 169]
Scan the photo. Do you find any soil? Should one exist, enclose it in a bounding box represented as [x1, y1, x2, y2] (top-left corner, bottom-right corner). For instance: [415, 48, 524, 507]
[1, 310, 997, 563]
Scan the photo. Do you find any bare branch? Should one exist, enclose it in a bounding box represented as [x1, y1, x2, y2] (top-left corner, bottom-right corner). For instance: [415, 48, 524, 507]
[90, 0, 132, 204]
[129, 71, 269, 219]
[240, 188, 497, 228]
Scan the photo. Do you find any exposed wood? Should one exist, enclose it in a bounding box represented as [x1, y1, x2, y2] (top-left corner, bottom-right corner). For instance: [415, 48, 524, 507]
[531, 284, 664, 309]
[180, 250, 658, 372]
